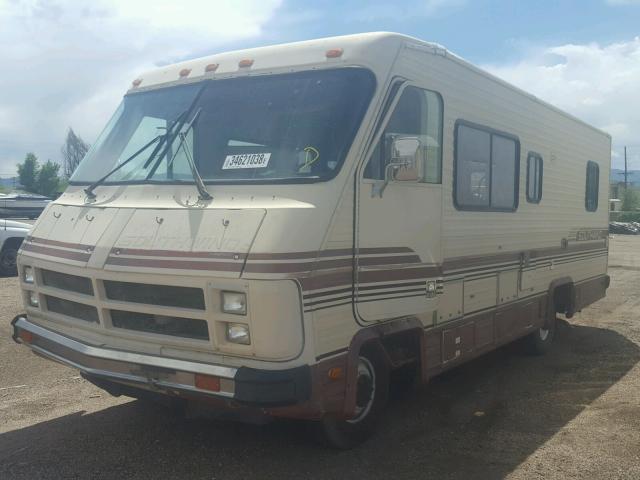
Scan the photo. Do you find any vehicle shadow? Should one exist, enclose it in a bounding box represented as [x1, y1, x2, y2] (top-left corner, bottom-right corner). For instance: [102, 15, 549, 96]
[1, 320, 638, 480]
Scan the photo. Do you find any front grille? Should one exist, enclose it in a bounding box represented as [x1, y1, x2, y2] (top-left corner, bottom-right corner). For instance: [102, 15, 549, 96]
[104, 281, 205, 310]
[45, 295, 99, 323]
[110, 310, 209, 340]
[41, 269, 94, 296]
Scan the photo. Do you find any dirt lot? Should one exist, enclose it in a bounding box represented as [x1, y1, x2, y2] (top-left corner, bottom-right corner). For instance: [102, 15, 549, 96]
[1, 237, 639, 480]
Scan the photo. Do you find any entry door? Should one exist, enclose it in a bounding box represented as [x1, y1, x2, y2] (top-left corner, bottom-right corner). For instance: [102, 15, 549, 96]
[355, 85, 443, 323]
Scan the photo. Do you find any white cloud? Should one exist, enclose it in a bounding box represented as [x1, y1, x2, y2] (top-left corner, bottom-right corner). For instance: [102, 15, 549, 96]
[484, 37, 640, 169]
[0, 0, 281, 175]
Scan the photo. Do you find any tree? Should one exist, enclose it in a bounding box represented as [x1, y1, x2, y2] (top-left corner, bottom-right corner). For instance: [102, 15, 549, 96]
[17, 153, 39, 193]
[622, 187, 640, 211]
[36, 160, 61, 197]
[61, 127, 90, 178]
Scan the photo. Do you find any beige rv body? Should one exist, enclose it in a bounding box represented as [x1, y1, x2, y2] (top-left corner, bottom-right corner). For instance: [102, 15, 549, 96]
[13, 33, 610, 420]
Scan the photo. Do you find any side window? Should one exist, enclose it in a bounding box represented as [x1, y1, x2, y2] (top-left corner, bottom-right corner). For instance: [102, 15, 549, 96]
[585, 161, 600, 212]
[526, 152, 543, 203]
[364, 86, 443, 183]
[454, 122, 520, 211]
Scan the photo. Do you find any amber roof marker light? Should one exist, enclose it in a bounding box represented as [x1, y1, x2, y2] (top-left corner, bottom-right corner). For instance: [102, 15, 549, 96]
[205, 63, 219, 73]
[131, 78, 142, 88]
[325, 48, 344, 58]
[179, 68, 192, 78]
[238, 58, 254, 68]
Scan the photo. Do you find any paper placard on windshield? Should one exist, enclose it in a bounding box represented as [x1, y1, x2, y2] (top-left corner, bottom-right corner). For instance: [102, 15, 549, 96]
[222, 153, 271, 169]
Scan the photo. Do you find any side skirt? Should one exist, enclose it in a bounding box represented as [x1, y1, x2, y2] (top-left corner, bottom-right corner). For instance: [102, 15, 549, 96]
[424, 294, 547, 379]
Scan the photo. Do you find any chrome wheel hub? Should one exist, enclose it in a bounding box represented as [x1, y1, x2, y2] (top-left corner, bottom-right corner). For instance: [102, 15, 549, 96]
[347, 356, 376, 424]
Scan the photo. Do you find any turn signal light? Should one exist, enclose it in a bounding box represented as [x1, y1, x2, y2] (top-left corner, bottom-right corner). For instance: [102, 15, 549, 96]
[325, 48, 343, 58]
[328, 367, 344, 380]
[18, 330, 34, 344]
[195, 374, 221, 392]
[238, 59, 254, 68]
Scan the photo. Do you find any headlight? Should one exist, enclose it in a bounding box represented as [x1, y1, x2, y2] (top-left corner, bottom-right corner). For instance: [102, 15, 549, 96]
[226, 323, 251, 345]
[28, 291, 39, 307]
[23, 266, 34, 284]
[221, 291, 247, 315]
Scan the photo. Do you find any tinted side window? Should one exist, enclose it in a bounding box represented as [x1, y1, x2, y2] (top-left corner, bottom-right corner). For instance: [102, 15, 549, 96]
[585, 161, 599, 212]
[364, 86, 443, 183]
[455, 125, 490, 207]
[454, 122, 519, 211]
[526, 152, 543, 203]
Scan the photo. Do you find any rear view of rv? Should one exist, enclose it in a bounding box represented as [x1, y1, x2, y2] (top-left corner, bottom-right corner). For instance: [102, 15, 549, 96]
[11, 32, 610, 448]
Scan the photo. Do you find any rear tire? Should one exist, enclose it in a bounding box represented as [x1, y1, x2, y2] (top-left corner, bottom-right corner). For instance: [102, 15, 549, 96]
[0, 247, 18, 276]
[316, 350, 389, 449]
[525, 315, 557, 355]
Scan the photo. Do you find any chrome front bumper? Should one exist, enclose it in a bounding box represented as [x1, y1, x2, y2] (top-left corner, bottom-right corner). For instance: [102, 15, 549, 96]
[11, 315, 311, 407]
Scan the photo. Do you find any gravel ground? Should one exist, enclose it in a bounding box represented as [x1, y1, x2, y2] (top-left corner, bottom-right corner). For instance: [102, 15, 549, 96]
[1, 237, 639, 479]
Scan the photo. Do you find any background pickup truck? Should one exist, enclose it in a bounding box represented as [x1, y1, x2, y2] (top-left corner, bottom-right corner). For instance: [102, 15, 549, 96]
[1, 219, 30, 276]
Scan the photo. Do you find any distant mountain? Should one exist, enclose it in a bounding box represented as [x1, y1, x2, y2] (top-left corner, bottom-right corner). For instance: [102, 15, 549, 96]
[610, 169, 640, 185]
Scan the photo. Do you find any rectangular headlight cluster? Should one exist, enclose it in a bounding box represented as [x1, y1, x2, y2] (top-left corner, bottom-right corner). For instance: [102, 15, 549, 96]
[226, 323, 251, 345]
[23, 266, 34, 284]
[221, 291, 246, 315]
[28, 291, 39, 307]
[221, 291, 250, 344]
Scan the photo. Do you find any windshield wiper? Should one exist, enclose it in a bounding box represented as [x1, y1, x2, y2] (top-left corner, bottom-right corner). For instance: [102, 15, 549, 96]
[167, 108, 212, 202]
[83, 135, 162, 200]
[83, 110, 187, 200]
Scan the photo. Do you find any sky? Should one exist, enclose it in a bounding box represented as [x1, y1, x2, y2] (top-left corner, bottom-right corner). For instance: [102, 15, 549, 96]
[1, 0, 640, 176]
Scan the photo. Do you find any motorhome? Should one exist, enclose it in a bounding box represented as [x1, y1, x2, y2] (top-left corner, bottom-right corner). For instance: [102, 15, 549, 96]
[11, 32, 610, 448]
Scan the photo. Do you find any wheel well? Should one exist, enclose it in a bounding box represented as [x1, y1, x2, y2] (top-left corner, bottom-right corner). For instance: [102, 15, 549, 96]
[379, 330, 422, 370]
[1, 237, 24, 253]
[552, 282, 575, 317]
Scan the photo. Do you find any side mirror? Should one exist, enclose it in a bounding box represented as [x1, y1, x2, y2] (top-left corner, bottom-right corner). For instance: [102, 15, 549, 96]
[374, 136, 421, 197]
[390, 136, 420, 182]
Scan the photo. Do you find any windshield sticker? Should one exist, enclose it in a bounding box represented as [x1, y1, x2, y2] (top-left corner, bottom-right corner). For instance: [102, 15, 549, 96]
[222, 153, 271, 169]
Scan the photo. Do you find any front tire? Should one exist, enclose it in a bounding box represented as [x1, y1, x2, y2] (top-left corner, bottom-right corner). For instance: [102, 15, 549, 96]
[0, 247, 18, 276]
[317, 350, 389, 449]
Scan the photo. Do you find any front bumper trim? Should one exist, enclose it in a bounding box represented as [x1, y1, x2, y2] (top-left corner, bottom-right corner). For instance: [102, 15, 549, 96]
[12, 316, 238, 379]
[11, 315, 313, 408]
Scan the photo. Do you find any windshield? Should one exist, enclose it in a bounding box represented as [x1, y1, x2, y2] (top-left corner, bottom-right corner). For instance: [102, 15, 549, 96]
[71, 68, 376, 185]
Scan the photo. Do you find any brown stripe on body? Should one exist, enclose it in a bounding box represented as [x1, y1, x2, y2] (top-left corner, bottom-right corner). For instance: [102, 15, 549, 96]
[21, 243, 91, 262]
[303, 280, 428, 300]
[28, 236, 93, 252]
[110, 247, 243, 260]
[244, 254, 421, 274]
[300, 265, 440, 292]
[247, 246, 414, 261]
[359, 265, 441, 283]
[106, 256, 243, 272]
[299, 270, 353, 292]
[443, 241, 607, 273]
[304, 287, 426, 308]
[530, 241, 607, 259]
